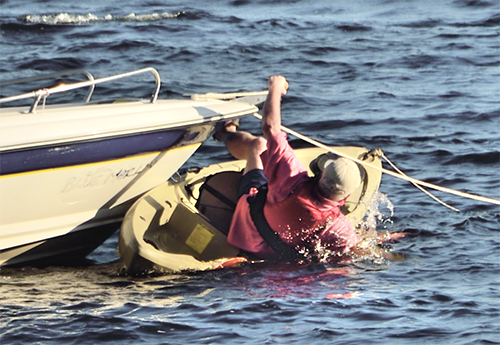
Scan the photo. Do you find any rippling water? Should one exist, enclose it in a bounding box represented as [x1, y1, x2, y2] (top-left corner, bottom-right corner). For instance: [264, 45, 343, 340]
[1, 0, 499, 344]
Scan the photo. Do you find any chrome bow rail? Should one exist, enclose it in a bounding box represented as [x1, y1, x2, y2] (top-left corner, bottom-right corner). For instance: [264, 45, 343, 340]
[0, 67, 161, 113]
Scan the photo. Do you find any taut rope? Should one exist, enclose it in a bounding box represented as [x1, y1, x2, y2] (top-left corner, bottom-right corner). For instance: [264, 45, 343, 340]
[252, 113, 500, 208]
[191, 90, 268, 101]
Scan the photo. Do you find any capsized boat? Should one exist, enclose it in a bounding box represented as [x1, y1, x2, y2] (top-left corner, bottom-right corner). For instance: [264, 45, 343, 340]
[118, 146, 382, 275]
[0, 67, 263, 267]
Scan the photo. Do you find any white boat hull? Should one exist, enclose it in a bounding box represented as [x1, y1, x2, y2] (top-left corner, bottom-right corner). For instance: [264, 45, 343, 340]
[1, 88, 259, 266]
[0, 144, 201, 266]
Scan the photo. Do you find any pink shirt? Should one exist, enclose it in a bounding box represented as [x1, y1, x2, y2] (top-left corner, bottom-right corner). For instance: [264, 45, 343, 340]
[227, 131, 358, 259]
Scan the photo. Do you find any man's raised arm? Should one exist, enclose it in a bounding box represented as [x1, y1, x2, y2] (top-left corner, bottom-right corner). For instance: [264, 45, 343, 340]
[261, 76, 288, 140]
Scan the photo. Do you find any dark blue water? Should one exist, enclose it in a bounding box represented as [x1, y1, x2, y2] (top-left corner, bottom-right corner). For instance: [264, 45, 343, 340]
[1, 0, 499, 344]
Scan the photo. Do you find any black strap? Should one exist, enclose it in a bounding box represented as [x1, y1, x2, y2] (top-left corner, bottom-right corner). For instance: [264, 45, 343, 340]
[248, 186, 303, 262]
[202, 183, 237, 210]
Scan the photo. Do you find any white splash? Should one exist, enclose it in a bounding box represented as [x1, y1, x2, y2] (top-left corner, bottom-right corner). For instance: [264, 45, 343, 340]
[21, 12, 181, 25]
[362, 191, 394, 231]
[295, 192, 397, 263]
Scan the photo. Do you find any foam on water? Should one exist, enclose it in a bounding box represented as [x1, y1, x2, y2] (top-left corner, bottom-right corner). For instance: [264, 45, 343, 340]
[21, 12, 181, 25]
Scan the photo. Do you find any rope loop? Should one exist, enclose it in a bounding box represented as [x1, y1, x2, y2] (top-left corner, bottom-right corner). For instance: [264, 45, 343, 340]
[378, 150, 461, 212]
[362, 148, 384, 160]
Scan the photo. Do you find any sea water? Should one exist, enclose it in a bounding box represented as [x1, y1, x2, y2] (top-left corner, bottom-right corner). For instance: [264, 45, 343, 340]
[1, 0, 499, 344]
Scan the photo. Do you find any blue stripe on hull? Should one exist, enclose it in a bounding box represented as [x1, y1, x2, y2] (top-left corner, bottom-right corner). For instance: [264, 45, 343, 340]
[0, 129, 190, 176]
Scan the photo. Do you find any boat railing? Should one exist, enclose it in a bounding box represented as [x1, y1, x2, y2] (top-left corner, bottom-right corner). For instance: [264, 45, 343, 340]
[0, 67, 161, 113]
[0, 70, 96, 104]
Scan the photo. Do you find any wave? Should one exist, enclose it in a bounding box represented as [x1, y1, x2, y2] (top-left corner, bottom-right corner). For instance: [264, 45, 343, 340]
[454, 0, 498, 7]
[0, 22, 74, 32]
[17, 12, 182, 25]
[423, 148, 500, 166]
[432, 110, 500, 123]
[291, 118, 372, 133]
[452, 12, 500, 27]
[376, 54, 452, 69]
[335, 24, 372, 32]
[14, 10, 249, 27]
[444, 151, 500, 165]
[398, 12, 499, 29]
[397, 19, 444, 29]
[17, 57, 87, 71]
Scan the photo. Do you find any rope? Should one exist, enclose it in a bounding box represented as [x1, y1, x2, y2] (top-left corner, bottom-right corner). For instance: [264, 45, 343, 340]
[191, 90, 268, 101]
[377, 150, 460, 212]
[252, 113, 500, 207]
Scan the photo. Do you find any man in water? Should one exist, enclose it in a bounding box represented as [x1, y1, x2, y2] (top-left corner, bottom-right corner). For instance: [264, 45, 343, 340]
[215, 75, 365, 262]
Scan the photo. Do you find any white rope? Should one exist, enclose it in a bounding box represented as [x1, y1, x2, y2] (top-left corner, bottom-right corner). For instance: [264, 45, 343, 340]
[190, 90, 268, 101]
[379, 151, 460, 212]
[252, 113, 500, 207]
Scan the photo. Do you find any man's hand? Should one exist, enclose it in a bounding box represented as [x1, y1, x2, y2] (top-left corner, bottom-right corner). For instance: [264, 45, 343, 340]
[268, 75, 288, 95]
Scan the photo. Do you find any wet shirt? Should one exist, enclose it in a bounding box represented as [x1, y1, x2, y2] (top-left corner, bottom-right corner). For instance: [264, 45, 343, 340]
[227, 131, 358, 259]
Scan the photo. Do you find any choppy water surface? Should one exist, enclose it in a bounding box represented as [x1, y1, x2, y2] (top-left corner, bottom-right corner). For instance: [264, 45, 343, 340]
[1, 0, 499, 344]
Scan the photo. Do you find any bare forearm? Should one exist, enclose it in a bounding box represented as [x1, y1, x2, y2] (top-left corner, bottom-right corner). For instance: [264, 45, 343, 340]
[261, 76, 288, 139]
